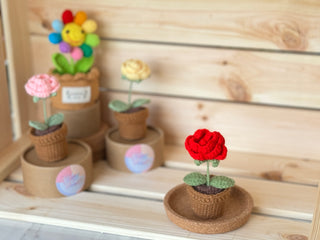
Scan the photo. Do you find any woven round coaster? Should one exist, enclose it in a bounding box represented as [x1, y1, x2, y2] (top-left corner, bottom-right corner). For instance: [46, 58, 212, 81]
[164, 184, 253, 234]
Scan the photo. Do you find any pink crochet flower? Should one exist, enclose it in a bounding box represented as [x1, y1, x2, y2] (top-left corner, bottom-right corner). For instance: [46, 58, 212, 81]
[25, 74, 60, 98]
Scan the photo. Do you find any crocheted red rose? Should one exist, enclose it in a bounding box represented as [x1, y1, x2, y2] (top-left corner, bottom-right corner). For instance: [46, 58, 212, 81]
[185, 129, 227, 161]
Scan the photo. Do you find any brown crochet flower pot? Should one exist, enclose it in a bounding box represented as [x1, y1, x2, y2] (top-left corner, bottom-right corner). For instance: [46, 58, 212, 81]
[49, 67, 100, 110]
[114, 107, 149, 140]
[29, 123, 68, 162]
[186, 184, 231, 220]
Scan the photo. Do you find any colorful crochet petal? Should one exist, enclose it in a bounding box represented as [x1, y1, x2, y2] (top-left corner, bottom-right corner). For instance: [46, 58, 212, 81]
[62, 10, 73, 24]
[82, 20, 97, 33]
[52, 19, 64, 33]
[85, 33, 100, 47]
[48, 33, 62, 44]
[71, 47, 84, 61]
[80, 43, 93, 57]
[74, 11, 87, 25]
[59, 42, 71, 53]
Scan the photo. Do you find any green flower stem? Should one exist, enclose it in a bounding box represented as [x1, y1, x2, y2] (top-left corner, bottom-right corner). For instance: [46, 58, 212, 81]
[70, 57, 75, 74]
[43, 98, 48, 124]
[128, 81, 133, 105]
[206, 160, 210, 186]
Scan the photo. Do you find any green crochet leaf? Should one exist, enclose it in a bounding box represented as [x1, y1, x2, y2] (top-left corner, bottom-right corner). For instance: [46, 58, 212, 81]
[131, 98, 150, 108]
[50, 92, 57, 97]
[183, 172, 206, 186]
[210, 160, 220, 167]
[108, 100, 130, 112]
[33, 96, 40, 103]
[194, 160, 206, 166]
[209, 176, 235, 189]
[47, 113, 64, 127]
[74, 56, 94, 73]
[29, 121, 48, 131]
[52, 53, 72, 74]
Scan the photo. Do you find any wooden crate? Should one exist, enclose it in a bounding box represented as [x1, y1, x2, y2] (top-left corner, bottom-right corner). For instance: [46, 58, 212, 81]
[0, 0, 320, 239]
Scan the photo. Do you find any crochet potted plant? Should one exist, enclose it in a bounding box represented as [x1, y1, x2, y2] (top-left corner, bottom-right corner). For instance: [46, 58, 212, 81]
[108, 59, 151, 140]
[48, 9, 100, 110]
[183, 129, 235, 219]
[25, 74, 68, 162]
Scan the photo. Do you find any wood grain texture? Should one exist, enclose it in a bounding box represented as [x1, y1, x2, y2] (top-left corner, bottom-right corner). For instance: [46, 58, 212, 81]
[0, 17, 13, 151]
[8, 162, 317, 221]
[0, 135, 31, 183]
[0, 181, 311, 239]
[101, 92, 320, 160]
[1, 0, 35, 137]
[164, 145, 320, 186]
[309, 183, 320, 240]
[27, 0, 320, 52]
[31, 36, 320, 109]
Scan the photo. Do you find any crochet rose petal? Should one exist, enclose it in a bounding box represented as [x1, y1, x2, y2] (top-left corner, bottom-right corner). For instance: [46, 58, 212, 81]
[25, 74, 60, 98]
[185, 129, 228, 161]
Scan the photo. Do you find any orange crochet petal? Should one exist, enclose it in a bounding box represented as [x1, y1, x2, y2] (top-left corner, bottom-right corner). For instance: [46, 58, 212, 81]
[74, 11, 87, 26]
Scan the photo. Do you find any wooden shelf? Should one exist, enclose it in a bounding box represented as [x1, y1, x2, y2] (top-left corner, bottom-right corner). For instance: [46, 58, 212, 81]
[1, 143, 317, 239]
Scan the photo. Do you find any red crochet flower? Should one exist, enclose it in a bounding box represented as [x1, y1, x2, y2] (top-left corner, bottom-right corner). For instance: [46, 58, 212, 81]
[185, 129, 227, 161]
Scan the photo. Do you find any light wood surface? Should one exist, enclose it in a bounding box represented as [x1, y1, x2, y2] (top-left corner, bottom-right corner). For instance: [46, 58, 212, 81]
[102, 92, 320, 160]
[0, 135, 31, 183]
[31, 36, 320, 109]
[27, 0, 320, 52]
[0, 17, 13, 151]
[310, 183, 320, 240]
[8, 161, 317, 221]
[1, 0, 34, 138]
[0, 181, 311, 240]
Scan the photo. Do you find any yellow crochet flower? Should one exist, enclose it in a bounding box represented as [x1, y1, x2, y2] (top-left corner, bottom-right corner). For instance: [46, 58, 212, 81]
[121, 59, 151, 82]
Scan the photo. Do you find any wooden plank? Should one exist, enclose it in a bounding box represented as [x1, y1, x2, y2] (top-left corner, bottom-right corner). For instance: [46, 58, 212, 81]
[31, 36, 320, 109]
[8, 162, 317, 221]
[1, 0, 35, 137]
[27, 0, 320, 52]
[0, 17, 13, 150]
[309, 182, 320, 240]
[0, 218, 137, 240]
[101, 92, 320, 160]
[164, 145, 320, 186]
[0, 135, 31, 183]
[0, 181, 311, 239]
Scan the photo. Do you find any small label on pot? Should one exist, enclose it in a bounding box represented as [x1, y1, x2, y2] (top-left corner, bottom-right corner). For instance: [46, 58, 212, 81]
[62, 86, 91, 103]
[125, 144, 154, 173]
[56, 164, 86, 196]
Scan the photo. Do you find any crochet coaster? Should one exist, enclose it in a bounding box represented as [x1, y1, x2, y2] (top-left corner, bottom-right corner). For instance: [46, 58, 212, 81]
[164, 184, 253, 234]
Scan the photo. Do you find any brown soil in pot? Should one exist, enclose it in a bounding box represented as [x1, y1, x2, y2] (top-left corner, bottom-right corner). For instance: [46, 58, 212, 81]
[33, 124, 62, 136]
[193, 184, 225, 195]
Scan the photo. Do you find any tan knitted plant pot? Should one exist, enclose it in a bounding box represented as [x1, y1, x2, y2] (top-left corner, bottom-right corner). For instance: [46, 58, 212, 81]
[29, 123, 68, 162]
[49, 67, 100, 110]
[186, 185, 231, 220]
[114, 107, 149, 140]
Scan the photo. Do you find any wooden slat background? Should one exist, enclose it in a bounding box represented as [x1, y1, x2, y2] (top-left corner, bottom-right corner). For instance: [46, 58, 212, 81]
[28, 0, 320, 52]
[26, 1, 320, 160]
[0, 17, 13, 151]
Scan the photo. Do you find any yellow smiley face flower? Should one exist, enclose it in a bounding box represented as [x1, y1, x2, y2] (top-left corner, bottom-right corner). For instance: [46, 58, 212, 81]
[48, 10, 100, 61]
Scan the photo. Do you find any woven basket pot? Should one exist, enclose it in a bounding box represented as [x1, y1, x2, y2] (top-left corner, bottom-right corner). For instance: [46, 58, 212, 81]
[49, 67, 100, 110]
[186, 185, 231, 220]
[29, 123, 68, 162]
[114, 108, 149, 140]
